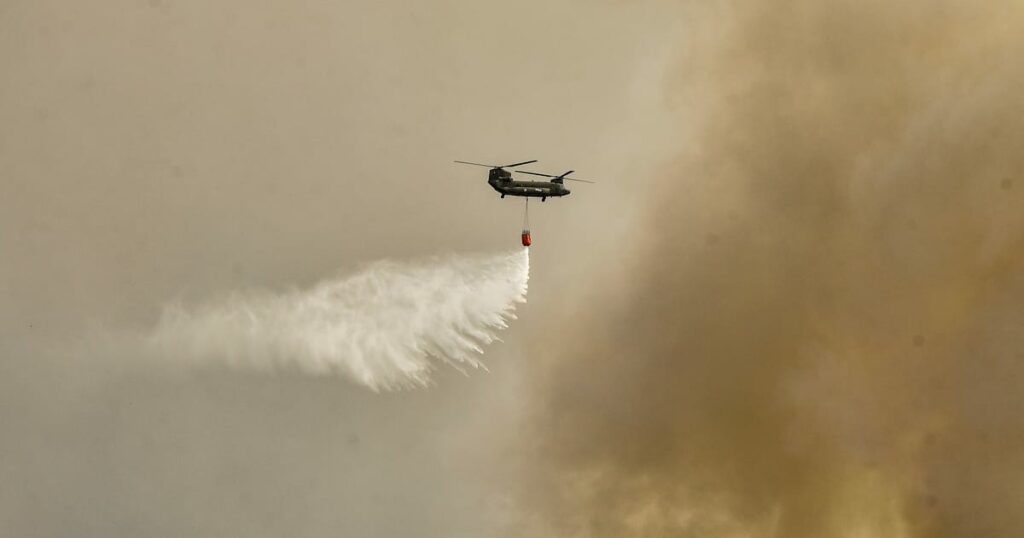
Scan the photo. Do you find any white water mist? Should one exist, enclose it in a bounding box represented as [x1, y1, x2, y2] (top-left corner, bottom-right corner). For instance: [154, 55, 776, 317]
[147, 249, 529, 391]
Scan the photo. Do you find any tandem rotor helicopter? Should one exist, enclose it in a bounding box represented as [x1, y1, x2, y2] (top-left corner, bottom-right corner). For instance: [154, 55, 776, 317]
[453, 159, 596, 202]
[454, 159, 596, 246]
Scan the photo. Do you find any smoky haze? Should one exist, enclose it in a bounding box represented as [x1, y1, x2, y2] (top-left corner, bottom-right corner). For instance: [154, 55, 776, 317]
[525, 1, 1024, 537]
[0, 0, 680, 536]
[6, 0, 1021, 536]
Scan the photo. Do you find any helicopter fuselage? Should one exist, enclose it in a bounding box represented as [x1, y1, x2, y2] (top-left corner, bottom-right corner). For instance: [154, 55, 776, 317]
[488, 169, 570, 199]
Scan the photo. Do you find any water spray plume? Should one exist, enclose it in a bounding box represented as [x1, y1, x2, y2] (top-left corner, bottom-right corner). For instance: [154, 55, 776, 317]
[148, 249, 529, 391]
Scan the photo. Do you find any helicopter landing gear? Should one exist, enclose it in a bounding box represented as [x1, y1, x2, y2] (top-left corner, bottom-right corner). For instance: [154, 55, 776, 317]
[501, 194, 505, 199]
[541, 197, 546, 202]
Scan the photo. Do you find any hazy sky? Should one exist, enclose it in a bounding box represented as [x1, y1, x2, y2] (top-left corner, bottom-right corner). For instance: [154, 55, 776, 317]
[0, 1, 681, 536]
[4, 1, 1024, 537]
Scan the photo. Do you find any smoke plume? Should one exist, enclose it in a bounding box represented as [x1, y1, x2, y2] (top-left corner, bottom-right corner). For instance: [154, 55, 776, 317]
[524, 1, 1024, 537]
[148, 249, 529, 391]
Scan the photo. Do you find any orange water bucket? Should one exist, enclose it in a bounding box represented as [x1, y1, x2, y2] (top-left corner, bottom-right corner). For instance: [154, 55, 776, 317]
[521, 230, 532, 247]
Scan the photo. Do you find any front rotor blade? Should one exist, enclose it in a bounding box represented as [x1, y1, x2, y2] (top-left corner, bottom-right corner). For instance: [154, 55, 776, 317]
[515, 170, 596, 183]
[503, 160, 538, 168]
[454, 160, 500, 168]
[514, 170, 557, 178]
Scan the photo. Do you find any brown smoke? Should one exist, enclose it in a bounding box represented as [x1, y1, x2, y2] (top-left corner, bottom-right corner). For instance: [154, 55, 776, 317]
[525, 1, 1024, 536]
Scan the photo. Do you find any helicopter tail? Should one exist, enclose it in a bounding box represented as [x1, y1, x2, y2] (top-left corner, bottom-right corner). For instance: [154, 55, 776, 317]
[551, 170, 574, 184]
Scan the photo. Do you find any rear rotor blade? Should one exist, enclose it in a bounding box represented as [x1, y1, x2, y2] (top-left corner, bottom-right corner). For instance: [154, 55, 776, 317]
[565, 178, 597, 183]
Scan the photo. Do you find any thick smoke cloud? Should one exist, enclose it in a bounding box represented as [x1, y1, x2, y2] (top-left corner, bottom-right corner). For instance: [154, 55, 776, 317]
[525, 1, 1024, 536]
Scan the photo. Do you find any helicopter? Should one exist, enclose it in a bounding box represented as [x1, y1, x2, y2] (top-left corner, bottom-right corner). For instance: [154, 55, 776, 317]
[454, 159, 595, 202]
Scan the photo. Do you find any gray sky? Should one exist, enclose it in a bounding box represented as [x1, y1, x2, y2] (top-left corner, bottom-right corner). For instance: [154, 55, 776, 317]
[0, 1, 681, 536]
[6, 1, 1024, 537]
